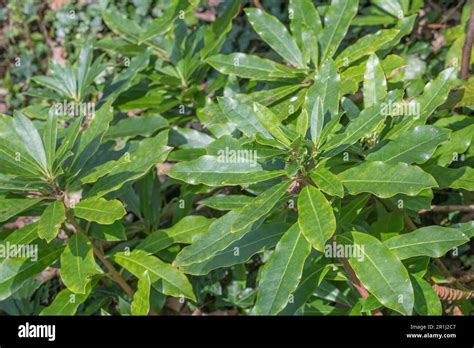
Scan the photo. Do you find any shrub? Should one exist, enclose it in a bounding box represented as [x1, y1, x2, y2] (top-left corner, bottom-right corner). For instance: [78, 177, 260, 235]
[0, 0, 473, 316]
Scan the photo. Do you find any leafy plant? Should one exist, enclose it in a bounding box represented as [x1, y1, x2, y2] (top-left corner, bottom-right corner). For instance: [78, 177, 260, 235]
[0, 0, 473, 317]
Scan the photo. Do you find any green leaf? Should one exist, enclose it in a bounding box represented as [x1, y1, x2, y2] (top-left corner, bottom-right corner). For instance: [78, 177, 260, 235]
[367, 125, 450, 164]
[201, 0, 242, 59]
[206, 53, 299, 80]
[411, 275, 442, 316]
[60, 233, 99, 294]
[131, 271, 151, 316]
[40, 280, 94, 315]
[89, 221, 127, 242]
[245, 8, 304, 68]
[42, 111, 58, 171]
[253, 103, 292, 147]
[87, 130, 171, 197]
[180, 223, 288, 276]
[309, 168, 344, 198]
[0, 198, 43, 223]
[319, 0, 359, 61]
[280, 257, 331, 315]
[114, 250, 195, 301]
[99, 52, 151, 105]
[38, 201, 66, 243]
[104, 114, 168, 140]
[387, 68, 458, 139]
[0, 241, 63, 301]
[339, 194, 369, 225]
[73, 197, 126, 225]
[373, 0, 404, 18]
[298, 185, 337, 251]
[289, 0, 321, 65]
[384, 226, 469, 260]
[232, 180, 291, 232]
[54, 116, 83, 169]
[102, 10, 142, 43]
[198, 194, 254, 211]
[425, 165, 474, 190]
[69, 102, 114, 176]
[335, 29, 399, 68]
[337, 232, 414, 315]
[168, 155, 286, 187]
[306, 60, 340, 145]
[452, 221, 474, 239]
[173, 211, 257, 267]
[339, 162, 438, 198]
[4, 221, 39, 245]
[363, 54, 386, 108]
[218, 97, 272, 139]
[13, 111, 48, 171]
[137, 215, 215, 253]
[0, 123, 43, 176]
[323, 103, 385, 157]
[254, 224, 311, 315]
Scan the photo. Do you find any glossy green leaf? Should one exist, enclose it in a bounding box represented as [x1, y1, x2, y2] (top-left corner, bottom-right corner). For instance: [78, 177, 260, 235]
[131, 271, 151, 316]
[253, 103, 292, 146]
[289, 0, 321, 65]
[245, 8, 304, 68]
[335, 29, 399, 68]
[323, 103, 385, 157]
[114, 250, 195, 301]
[298, 185, 336, 251]
[339, 161, 438, 198]
[310, 168, 344, 198]
[60, 233, 99, 294]
[425, 165, 474, 190]
[367, 125, 450, 164]
[68, 101, 114, 176]
[13, 111, 47, 171]
[254, 224, 311, 315]
[180, 223, 288, 276]
[42, 111, 58, 171]
[363, 54, 386, 108]
[89, 221, 127, 242]
[4, 221, 39, 245]
[104, 114, 168, 140]
[319, 0, 359, 61]
[206, 53, 299, 80]
[198, 194, 254, 211]
[168, 155, 286, 187]
[0, 242, 63, 301]
[384, 226, 469, 260]
[0, 198, 43, 223]
[38, 201, 66, 243]
[337, 232, 414, 315]
[137, 215, 215, 253]
[373, 0, 404, 18]
[218, 97, 272, 139]
[173, 211, 258, 267]
[201, 0, 242, 58]
[232, 180, 291, 232]
[87, 130, 171, 197]
[280, 257, 331, 315]
[40, 281, 94, 315]
[411, 275, 442, 316]
[73, 197, 126, 225]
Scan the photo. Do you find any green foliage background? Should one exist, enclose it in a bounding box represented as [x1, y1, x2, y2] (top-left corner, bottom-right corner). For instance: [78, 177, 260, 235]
[0, 0, 473, 316]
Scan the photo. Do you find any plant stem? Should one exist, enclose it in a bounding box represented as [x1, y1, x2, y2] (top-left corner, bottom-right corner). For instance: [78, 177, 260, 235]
[461, 0, 474, 80]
